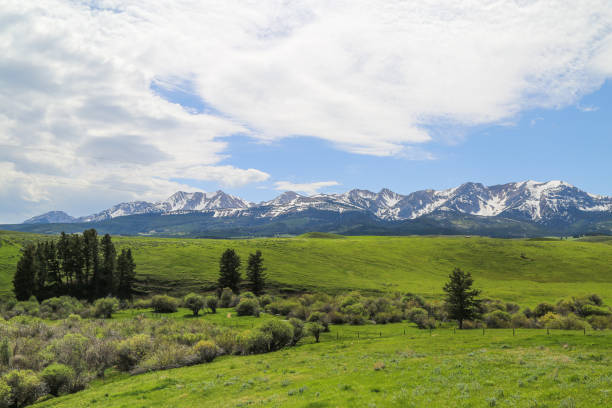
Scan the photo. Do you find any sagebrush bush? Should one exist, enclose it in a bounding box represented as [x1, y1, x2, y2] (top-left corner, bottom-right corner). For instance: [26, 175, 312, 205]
[587, 315, 612, 330]
[193, 340, 219, 363]
[40, 297, 84, 320]
[151, 295, 178, 313]
[236, 329, 272, 355]
[236, 298, 260, 317]
[40, 363, 75, 396]
[116, 334, 153, 371]
[484, 310, 511, 328]
[134, 343, 197, 374]
[3, 369, 47, 408]
[51, 333, 89, 373]
[0, 379, 10, 408]
[533, 303, 555, 318]
[93, 297, 119, 319]
[219, 288, 234, 308]
[305, 322, 324, 343]
[183, 293, 205, 316]
[288, 318, 304, 345]
[307, 311, 329, 331]
[259, 320, 293, 351]
[205, 296, 218, 313]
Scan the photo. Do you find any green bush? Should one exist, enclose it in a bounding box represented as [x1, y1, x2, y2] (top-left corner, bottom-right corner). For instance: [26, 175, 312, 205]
[0, 379, 10, 408]
[305, 322, 324, 343]
[151, 295, 178, 313]
[116, 334, 153, 371]
[2, 369, 47, 407]
[265, 300, 300, 316]
[288, 318, 304, 345]
[134, 343, 197, 374]
[259, 295, 273, 307]
[205, 296, 218, 314]
[240, 291, 256, 299]
[236, 298, 260, 317]
[40, 363, 75, 396]
[132, 298, 151, 309]
[533, 303, 555, 318]
[236, 329, 273, 355]
[193, 340, 219, 363]
[183, 293, 205, 316]
[51, 333, 88, 373]
[542, 313, 591, 330]
[407, 307, 428, 323]
[484, 310, 511, 328]
[578, 304, 610, 317]
[587, 315, 612, 330]
[307, 311, 330, 331]
[219, 288, 234, 308]
[258, 320, 293, 351]
[93, 297, 119, 319]
[40, 297, 84, 319]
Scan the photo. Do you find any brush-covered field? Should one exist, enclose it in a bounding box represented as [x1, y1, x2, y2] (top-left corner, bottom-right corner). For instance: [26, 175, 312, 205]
[35, 311, 612, 408]
[2, 231, 612, 304]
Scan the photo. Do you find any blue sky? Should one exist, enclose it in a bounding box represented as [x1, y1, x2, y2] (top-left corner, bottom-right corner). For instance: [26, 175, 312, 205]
[1, 1, 611, 223]
[168, 80, 612, 202]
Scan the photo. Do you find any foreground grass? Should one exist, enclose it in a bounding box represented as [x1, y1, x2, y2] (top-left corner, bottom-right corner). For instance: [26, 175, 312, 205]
[36, 324, 612, 407]
[2, 232, 612, 304]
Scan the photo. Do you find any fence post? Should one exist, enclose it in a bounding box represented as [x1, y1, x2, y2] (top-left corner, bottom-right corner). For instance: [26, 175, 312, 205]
[337, 331, 339, 341]
[429, 327, 432, 336]
[453, 328, 456, 335]
[380, 331, 382, 337]
[547, 328, 550, 335]
[584, 328, 586, 336]
[357, 331, 359, 339]
[513, 327, 515, 336]
[404, 328, 406, 335]
[482, 327, 485, 336]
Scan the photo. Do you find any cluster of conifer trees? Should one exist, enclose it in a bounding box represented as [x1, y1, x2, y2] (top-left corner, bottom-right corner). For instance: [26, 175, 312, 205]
[218, 249, 266, 295]
[13, 229, 136, 301]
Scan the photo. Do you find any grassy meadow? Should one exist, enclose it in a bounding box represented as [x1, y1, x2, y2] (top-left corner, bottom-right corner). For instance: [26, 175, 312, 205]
[35, 311, 612, 408]
[2, 231, 612, 305]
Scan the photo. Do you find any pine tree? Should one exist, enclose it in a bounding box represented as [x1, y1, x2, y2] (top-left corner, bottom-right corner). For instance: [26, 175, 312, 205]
[443, 268, 481, 329]
[13, 244, 37, 301]
[45, 241, 61, 296]
[82, 228, 99, 299]
[34, 242, 48, 299]
[246, 250, 266, 295]
[99, 234, 117, 297]
[218, 249, 241, 293]
[116, 249, 136, 300]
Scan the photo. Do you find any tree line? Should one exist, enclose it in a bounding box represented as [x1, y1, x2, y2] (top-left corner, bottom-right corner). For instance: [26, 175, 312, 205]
[13, 229, 136, 301]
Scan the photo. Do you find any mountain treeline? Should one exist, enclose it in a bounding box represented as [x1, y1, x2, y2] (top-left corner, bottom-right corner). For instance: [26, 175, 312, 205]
[12, 229, 136, 301]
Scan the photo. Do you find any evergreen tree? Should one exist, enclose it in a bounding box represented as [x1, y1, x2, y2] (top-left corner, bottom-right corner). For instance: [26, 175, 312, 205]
[64, 234, 85, 296]
[116, 249, 136, 300]
[44, 241, 61, 295]
[443, 268, 481, 329]
[99, 234, 117, 297]
[218, 249, 241, 293]
[82, 229, 99, 299]
[246, 250, 266, 295]
[34, 242, 48, 299]
[13, 244, 37, 301]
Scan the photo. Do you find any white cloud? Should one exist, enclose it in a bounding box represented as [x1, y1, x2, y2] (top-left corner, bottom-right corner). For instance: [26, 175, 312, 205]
[274, 181, 340, 195]
[1, 0, 612, 221]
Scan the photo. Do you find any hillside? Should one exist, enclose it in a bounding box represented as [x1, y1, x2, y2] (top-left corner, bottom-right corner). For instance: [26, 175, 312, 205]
[1, 231, 611, 304]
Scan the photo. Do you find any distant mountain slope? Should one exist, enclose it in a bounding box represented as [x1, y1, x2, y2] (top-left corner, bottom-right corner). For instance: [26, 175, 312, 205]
[7, 180, 612, 238]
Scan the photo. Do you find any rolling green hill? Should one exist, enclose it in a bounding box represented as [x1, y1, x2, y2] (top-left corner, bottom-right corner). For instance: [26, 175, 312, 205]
[1, 231, 611, 305]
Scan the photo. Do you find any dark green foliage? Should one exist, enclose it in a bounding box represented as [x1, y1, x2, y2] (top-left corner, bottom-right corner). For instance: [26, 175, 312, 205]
[3, 369, 47, 407]
[0, 338, 10, 366]
[12, 229, 135, 303]
[183, 293, 205, 316]
[41, 363, 75, 396]
[246, 250, 266, 295]
[205, 296, 218, 313]
[218, 249, 241, 293]
[116, 249, 136, 300]
[288, 318, 304, 345]
[258, 320, 293, 351]
[13, 244, 36, 301]
[443, 268, 481, 329]
[151, 295, 178, 313]
[218, 287, 234, 308]
[533, 302, 555, 318]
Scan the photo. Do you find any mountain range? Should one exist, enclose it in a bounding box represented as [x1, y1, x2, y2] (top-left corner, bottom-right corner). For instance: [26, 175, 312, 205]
[9, 180, 612, 238]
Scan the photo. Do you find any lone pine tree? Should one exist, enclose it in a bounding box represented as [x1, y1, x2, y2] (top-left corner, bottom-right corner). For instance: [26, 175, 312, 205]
[246, 250, 266, 295]
[443, 267, 481, 329]
[218, 248, 241, 293]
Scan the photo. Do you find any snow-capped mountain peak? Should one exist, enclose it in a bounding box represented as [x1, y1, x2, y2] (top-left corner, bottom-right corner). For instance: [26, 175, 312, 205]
[23, 181, 612, 225]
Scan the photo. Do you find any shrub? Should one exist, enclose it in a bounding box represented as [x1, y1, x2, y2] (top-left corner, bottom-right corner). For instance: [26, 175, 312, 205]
[236, 329, 272, 355]
[0, 338, 10, 367]
[3, 369, 47, 408]
[219, 288, 234, 308]
[542, 313, 591, 330]
[259, 295, 273, 307]
[407, 307, 428, 323]
[577, 304, 611, 317]
[132, 298, 151, 309]
[134, 343, 197, 374]
[40, 297, 84, 319]
[533, 303, 555, 318]
[183, 293, 205, 316]
[306, 322, 324, 343]
[236, 298, 260, 317]
[288, 318, 304, 345]
[511, 313, 537, 328]
[116, 334, 153, 371]
[151, 295, 178, 313]
[461, 320, 484, 329]
[93, 297, 119, 318]
[484, 310, 511, 328]
[307, 311, 330, 331]
[240, 291, 256, 300]
[587, 315, 612, 330]
[84, 338, 117, 378]
[327, 311, 346, 324]
[205, 296, 218, 313]
[0, 379, 10, 408]
[258, 320, 293, 351]
[587, 294, 603, 306]
[51, 333, 88, 373]
[193, 340, 219, 363]
[40, 363, 75, 396]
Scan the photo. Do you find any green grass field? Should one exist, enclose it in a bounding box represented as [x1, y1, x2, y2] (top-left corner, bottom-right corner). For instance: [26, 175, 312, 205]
[2, 231, 612, 304]
[35, 316, 612, 407]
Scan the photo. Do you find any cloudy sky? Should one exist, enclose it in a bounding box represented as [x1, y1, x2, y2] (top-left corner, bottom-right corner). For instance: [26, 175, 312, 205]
[1, 0, 612, 223]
